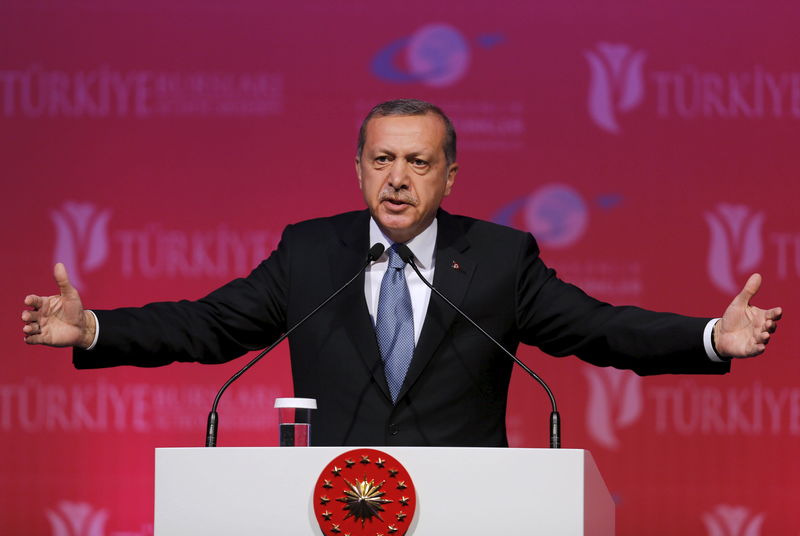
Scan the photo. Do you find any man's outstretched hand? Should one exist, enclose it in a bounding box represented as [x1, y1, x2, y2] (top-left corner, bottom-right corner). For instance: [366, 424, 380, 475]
[714, 273, 782, 359]
[22, 263, 96, 349]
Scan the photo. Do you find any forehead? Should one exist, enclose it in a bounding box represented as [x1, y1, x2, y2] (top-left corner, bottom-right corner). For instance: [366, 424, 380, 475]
[363, 113, 446, 154]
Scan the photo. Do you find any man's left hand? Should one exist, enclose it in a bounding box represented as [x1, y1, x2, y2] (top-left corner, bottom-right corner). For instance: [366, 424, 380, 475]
[714, 273, 782, 359]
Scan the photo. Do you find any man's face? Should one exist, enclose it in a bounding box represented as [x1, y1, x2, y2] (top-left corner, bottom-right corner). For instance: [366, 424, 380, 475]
[356, 113, 458, 244]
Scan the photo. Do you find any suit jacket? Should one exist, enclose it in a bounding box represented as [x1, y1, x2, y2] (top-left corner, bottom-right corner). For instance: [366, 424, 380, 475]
[74, 209, 729, 446]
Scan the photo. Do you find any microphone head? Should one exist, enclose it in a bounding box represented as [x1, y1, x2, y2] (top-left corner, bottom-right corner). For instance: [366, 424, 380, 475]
[367, 243, 385, 262]
[395, 243, 415, 264]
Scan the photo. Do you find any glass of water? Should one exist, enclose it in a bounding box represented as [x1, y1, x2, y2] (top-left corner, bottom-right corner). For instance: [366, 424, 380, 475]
[274, 398, 317, 446]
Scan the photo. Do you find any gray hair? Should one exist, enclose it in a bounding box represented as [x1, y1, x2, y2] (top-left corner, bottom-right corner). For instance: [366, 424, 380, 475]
[356, 99, 456, 165]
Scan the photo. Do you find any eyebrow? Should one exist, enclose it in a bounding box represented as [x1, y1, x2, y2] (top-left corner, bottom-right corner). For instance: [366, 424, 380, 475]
[371, 148, 433, 159]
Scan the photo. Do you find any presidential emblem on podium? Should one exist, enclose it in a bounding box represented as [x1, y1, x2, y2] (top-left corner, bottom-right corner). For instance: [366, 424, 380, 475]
[313, 448, 417, 536]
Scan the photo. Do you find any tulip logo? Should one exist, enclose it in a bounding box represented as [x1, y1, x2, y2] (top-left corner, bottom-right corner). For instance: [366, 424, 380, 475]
[702, 505, 765, 536]
[705, 204, 764, 294]
[585, 42, 647, 133]
[51, 201, 111, 290]
[45, 501, 109, 536]
[583, 366, 643, 450]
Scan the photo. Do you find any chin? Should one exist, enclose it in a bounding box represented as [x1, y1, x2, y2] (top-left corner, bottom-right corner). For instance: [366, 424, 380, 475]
[377, 211, 412, 228]
[376, 216, 417, 241]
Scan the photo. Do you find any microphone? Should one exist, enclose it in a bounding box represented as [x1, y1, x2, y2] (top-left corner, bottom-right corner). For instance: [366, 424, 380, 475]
[394, 243, 562, 448]
[205, 243, 385, 447]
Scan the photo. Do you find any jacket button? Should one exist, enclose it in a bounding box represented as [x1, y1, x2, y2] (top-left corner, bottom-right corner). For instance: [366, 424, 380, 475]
[389, 423, 399, 436]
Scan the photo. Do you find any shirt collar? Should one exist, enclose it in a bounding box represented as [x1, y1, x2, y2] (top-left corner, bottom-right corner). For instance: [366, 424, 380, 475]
[369, 217, 437, 270]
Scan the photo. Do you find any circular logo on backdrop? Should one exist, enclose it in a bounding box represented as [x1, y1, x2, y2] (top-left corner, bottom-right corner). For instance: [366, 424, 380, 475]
[313, 448, 416, 536]
[523, 183, 588, 248]
[372, 24, 471, 87]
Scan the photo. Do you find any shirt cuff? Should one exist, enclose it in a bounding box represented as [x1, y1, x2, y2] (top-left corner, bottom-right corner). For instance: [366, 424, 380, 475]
[703, 318, 725, 362]
[85, 310, 100, 350]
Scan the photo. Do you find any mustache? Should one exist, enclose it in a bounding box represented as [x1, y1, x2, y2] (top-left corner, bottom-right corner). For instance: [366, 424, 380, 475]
[379, 189, 417, 206]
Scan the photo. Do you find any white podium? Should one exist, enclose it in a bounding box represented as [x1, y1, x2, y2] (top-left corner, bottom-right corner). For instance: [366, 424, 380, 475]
[155, 447, 614, 535]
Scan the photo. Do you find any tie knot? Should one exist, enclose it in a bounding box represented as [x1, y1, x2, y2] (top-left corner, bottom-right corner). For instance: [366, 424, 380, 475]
[387, 244, 406, 270]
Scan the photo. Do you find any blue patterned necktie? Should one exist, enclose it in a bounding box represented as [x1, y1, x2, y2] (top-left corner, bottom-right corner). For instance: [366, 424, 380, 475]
[376, 244, 415, 403]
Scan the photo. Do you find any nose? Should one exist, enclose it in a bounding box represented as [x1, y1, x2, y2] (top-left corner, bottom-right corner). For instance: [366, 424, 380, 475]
[386, 160, 409, 190]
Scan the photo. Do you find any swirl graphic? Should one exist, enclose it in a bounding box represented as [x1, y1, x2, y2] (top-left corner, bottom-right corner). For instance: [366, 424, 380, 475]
[523, 184, 588, 248]
[372, 24, 471, 87]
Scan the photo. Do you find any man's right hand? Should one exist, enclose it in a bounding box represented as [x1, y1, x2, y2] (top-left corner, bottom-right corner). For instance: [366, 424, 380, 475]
[22, 263, 96, 349]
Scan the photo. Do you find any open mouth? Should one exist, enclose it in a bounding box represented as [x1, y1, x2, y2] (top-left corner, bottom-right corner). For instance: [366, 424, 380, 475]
[382, 197, 413, 209]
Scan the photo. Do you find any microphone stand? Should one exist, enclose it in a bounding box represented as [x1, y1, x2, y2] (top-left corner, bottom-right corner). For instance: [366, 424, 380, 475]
[395, 243, 561, 448]
[204, 243, 385, 447]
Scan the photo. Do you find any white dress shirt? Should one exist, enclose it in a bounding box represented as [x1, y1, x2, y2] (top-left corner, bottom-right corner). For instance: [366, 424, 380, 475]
[364, 217, 436, 345]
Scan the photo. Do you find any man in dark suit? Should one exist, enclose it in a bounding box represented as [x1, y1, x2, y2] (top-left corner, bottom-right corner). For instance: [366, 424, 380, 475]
[21, 99, 782, 446]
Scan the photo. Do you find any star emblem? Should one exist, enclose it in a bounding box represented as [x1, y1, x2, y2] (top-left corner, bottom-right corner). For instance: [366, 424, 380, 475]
[313, 449, 416, 536]
[336, 477, 392, 526]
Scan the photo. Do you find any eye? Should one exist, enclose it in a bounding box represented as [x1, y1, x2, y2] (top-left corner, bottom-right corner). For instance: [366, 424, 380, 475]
[375, 155, 391, 164]
[411, 158, 428, 167]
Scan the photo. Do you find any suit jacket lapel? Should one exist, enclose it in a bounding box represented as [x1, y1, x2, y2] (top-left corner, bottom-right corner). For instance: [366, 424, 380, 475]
[334, 211, 393, 402]
[395, 210, 474, 402]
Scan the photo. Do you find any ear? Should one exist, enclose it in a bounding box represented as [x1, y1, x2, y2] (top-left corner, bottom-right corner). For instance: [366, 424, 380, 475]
[355, 156, 363, 190]
[443, 162, 458, 197]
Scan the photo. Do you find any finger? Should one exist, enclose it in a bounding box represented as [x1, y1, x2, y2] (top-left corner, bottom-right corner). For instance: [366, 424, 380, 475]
[733, 273, 762, 307]
[759, 332, 770, 344]
[54, 263, 78, 298]
[766, 307, 782, 321]
[24, 294, 43, 309]
[24, 333, 44, 345]
[765, 320, 777, 334]
[23, 322, 40, 335]
[22, 310, 39, 322]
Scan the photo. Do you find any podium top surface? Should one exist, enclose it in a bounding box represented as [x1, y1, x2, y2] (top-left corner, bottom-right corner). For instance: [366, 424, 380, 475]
[154, 447, 614, 536]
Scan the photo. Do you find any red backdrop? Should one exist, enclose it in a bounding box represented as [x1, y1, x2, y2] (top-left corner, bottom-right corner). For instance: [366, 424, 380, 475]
[2, 1, 798, 534]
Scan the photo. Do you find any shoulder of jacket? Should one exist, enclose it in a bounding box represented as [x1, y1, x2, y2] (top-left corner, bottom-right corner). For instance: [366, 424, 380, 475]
[446, 212, 531, 242]
[284, 210, 367, 234]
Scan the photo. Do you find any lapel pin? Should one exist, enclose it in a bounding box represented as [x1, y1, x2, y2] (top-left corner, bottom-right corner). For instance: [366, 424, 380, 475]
[450, 261, 461, 271]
